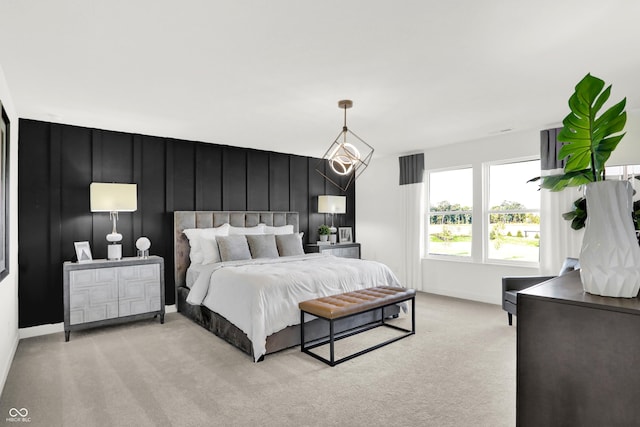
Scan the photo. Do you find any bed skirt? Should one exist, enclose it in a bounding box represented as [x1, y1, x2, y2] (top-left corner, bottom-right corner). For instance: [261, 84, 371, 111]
[177, 286, 400, 361]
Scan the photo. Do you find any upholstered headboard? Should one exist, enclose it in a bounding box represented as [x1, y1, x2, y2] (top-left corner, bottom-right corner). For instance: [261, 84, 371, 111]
[173, 211, 299, 288]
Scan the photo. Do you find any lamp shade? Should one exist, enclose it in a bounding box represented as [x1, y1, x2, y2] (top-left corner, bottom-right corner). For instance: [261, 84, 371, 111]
[90, 183, 137, 212]
[318, 195, 346, 214]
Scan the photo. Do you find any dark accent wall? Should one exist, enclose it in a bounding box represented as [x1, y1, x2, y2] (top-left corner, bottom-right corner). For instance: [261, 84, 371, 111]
[18, 119, 355, 328]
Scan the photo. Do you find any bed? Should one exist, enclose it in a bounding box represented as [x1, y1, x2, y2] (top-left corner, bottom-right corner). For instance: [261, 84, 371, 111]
[174, 210, 403, 361]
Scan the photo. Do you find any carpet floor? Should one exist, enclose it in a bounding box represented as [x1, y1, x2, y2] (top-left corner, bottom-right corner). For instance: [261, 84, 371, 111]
[0, 292, 516, 427]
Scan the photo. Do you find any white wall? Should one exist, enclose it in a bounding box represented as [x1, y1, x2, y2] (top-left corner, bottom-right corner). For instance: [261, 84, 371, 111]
[0, 64, 19, 396]
[356, 155, 405, 277]
[609, 109, 640, 167]
[357, 129, 542, 305]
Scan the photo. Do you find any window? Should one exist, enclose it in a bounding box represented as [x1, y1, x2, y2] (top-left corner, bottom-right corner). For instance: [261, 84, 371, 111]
[427, 168, 473, 257]
[607, 164, 640, 230]
[487, 159, 540, 263]
[605, 164, 640, 184]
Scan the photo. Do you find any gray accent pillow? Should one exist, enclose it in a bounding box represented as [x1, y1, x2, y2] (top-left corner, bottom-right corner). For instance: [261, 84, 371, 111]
[216, 235, 252, 262]
[276, 234, 305, 257]
[246, 234, 279, 259]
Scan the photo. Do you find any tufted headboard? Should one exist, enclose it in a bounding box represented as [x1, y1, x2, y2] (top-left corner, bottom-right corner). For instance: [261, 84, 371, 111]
[174, 211, 299, 288]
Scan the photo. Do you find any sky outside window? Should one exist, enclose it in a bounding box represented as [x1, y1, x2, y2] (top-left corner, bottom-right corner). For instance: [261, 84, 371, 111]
[489, 161, 540, 209]
[429, 168, 472, 208]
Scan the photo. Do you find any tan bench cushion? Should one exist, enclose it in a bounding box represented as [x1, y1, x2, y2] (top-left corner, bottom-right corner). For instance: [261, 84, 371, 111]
[299, 286, 415, 320]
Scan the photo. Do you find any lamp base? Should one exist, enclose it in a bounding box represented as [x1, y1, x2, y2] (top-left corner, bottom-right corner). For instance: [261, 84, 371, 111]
[106, 232, 123, 243]
[108, 244, 122, 260]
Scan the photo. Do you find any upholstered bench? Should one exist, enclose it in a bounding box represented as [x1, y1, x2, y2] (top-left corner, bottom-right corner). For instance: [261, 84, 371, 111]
[299, 286, 415, 366]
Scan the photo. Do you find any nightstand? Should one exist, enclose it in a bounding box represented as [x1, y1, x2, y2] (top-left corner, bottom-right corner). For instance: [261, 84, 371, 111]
[306, 243, 361, 259]
[63, 256, 165, 341]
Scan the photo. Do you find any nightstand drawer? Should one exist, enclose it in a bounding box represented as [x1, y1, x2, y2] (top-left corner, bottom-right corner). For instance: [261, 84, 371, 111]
[306, 243, 361, 259]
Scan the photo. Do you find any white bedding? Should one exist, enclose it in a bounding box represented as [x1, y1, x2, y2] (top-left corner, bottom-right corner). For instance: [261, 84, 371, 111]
[185, 263, 209, 288]
[186, 253, 402, 361]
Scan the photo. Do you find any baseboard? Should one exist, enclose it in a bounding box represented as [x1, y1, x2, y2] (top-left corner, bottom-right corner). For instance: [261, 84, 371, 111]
[19, 304, 178, 339]
[0, 332, 19, 398]
[19, 322, 64, 339]
[423, 287, 500, 306]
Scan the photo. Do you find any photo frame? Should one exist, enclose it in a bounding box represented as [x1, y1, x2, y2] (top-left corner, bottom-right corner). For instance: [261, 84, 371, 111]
[0, 101, 9, 283]
[74, 241, 93, 263]
[338, 227, 352, 243]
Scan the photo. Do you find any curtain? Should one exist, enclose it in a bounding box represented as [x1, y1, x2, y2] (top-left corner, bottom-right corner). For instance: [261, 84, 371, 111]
[540, 128, 565, 171]
[399, 153, 424, 185]
[399, 154, 424, 290]
[539, 178, 584, 275]
[539, 130, 583, 275]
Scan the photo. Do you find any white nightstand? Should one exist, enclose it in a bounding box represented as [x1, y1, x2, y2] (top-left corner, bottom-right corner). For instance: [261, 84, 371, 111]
[63, 256, 165, 341]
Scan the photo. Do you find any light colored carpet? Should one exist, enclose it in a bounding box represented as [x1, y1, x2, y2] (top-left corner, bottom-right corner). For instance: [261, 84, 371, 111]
[0, 292, 515, 427]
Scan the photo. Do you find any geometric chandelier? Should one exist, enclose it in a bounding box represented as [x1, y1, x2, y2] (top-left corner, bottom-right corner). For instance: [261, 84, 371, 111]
[316, 99, 374, 192]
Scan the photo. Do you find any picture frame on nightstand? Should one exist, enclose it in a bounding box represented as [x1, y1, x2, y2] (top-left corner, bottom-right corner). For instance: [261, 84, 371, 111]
[338, 227, 352, 243]
[74, 241, 93, 263]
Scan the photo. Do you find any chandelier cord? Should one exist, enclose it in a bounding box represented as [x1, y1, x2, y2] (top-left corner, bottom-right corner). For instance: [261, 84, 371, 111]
[343, 104, 348, 142]
[343, 104, 348, 131]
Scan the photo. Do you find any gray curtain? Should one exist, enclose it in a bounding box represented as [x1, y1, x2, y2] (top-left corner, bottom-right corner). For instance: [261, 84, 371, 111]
[399, 153, 425, 185]
[540, 128, 565, 171]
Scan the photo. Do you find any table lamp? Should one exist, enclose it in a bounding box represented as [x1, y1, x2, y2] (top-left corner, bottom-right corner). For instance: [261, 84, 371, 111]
[318, 195, 346, 243]
[90, 183, 137, 260]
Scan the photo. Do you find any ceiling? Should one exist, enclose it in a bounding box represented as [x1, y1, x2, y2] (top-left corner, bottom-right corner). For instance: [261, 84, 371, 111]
[2, 0, 640, 159]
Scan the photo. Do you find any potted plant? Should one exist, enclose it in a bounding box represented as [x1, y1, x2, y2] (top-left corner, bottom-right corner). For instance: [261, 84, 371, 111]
[535, 73, 640, 297]
[536, 73, 626, 192]
[318, 224, 331, 242]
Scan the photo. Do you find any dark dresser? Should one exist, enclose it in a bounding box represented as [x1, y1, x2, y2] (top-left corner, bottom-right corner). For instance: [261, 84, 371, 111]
[517, 270, 640, 426]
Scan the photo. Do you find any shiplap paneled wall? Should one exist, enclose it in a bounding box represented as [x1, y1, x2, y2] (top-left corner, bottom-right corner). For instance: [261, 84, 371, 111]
[18, 119, 354, 328]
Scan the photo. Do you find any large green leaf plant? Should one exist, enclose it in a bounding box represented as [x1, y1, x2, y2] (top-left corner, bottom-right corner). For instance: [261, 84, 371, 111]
[532, 73, 629, 230]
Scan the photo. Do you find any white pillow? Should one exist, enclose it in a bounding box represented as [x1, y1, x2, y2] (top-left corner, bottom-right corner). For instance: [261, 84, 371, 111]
[183, 223, 230, 265]
[200, 236, 222, 264]
[261, 224, 294, 235]
[228, 224, 266, 235]
[183, 229, 205, 264]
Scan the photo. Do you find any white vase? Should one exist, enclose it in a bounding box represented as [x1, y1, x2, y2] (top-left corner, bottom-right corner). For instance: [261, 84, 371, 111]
[320, 235, 328, 242]
[580, 180, 640, 297]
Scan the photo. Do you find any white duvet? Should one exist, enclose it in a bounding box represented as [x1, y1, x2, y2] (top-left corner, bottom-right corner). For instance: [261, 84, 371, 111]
[186, 253, 402, 361]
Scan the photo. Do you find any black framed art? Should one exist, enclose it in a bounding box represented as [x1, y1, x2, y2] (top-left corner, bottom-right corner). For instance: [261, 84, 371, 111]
[0, 100, 9, 282]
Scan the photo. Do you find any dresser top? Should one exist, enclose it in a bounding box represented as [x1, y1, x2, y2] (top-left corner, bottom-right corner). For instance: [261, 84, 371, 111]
[520, 270, 640, 315]
[63, 255, 163, 271]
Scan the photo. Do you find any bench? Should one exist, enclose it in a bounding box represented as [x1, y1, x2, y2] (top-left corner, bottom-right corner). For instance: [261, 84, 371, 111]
[299, 286, 416, 366]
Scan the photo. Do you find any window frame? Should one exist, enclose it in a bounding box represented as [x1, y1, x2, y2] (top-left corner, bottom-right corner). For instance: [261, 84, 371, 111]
[483, 157, 541, 267]
[425, 165, 474, 261]
[424, 157, 542, 267]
